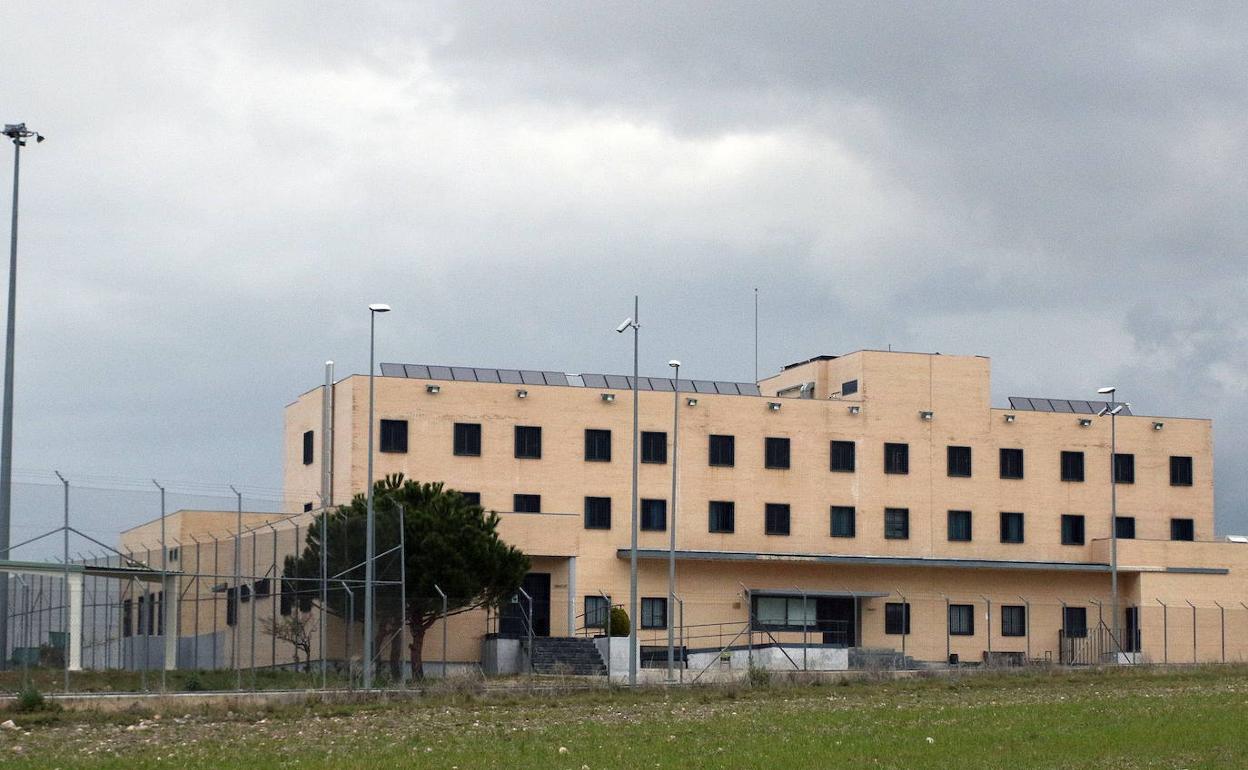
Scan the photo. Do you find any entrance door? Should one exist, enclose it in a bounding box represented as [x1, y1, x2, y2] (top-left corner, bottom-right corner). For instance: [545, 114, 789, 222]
[816, 597, 857, 647]
[1124, 607, 1140, 653]
[499, 573, 551, 637]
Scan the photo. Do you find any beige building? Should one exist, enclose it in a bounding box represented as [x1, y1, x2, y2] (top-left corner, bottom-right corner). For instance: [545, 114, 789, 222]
[120, 349, 1248, 674]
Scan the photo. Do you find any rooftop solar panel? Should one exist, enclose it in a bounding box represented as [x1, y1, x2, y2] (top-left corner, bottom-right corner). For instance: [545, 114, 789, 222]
[693, 380, 717, 393]
[605, 374, 629, 389]
[649, 377, 673, 391]
[739, 384, 762, 396]
[497, 369, 523, 384]
[1008, 396, 1133, 416]
[519, 370, 545, 385]
[1051, 399, 1073, 413]
[428, 365, 453, 381]
[381, 363, 760, 397]
[404, 364, 430, 379]
[450, 367, 477, 381]
[542, 371, 569, 386]
[714, 381, 740, 395]
[474, 368, 500, 383]
[379, 363, 406, 376]
[581, 373, 608, 388]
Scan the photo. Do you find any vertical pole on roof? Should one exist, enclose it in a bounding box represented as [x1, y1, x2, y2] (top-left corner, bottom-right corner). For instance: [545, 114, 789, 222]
[753, 287, 758, 383]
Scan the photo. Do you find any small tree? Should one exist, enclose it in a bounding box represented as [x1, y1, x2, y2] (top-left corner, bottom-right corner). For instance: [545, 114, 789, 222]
[262, 612, 315, 672]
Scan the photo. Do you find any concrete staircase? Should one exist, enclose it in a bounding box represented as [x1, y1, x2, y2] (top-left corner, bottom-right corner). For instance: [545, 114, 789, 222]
[529, 637, 607, 675]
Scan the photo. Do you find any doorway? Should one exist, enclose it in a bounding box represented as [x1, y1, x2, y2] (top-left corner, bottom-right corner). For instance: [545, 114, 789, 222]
[816, 597, 858, 647]
[499, 573, 551, 637]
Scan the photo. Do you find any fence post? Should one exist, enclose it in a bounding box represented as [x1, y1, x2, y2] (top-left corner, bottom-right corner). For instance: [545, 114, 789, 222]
[676, 594, 684, 684]
[1157, 598, 1168, 664]
[1017, 595, 1030, 662]
[980, 595, 992, 660]
[1214, 601, 1225, 663]
[399, 504, 408, 684]
[600, 589, 611, 685]
[896, 588, 908, 664]
[941, 593, 950, 663]
[1185, 600, 1197, 663]
[794, 585, 807, 671]
[434, 583, 447, 681]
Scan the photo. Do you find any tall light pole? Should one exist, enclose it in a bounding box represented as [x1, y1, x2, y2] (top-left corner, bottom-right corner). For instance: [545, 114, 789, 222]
[1097, 386, 1125, 656]
[363, 303, 390, 690]
[615, 298, 639, 686]
[666, 359, 680, 683]
[0, 123, 43, 666]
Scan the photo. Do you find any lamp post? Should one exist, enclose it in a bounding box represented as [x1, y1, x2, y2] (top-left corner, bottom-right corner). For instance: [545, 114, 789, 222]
[1097, 386, 1125, 657]
[615, 298, 639, 686]
[0, 123, 43, 666]
[666, 359, 680, 683]
[363, 303, 390, 690]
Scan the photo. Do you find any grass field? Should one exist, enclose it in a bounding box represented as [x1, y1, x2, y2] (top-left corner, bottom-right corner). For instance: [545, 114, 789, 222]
[1, 666, 1246, 768]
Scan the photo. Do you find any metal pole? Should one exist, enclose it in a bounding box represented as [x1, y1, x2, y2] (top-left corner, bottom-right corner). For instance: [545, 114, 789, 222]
[677, 595, 684, 683]
[319, 496, 328, 689]
[14, 575, 26, 689]
[942, 594, 949, 663]
[340, 581, 354, 688]
[1158, 598, 1168, 664]
[321, 360, 333, 686]
[980, 595, 991, 658]
[1018, 595, 1030, 662]
[0, 125, 42, 668]
[266, 523, 277, 671]
[229, 486, 242, 689]
[795, 585, 807, 671]
[364, 305, 387, 690]
[434, 583, 447, 682]
[250, 524, 257, 688]
[210, 534, 220, 671]
[399, 503, 408, 683]
[600, 589, 611, 685]
[628, 297, 640, 686]
[189, 534, 201, 670]
[897, 588, 908, 663]
[1215, 601, 1225, 663]
[1186, 600, 1197, 663]
[1108, 393, 1120, 656]
[141, 581, 149, 690]
[152, 480, 166, 691]
[667, 360, 680, 683]
[753, 287, 758, 383]
[55, 472, 69, 691]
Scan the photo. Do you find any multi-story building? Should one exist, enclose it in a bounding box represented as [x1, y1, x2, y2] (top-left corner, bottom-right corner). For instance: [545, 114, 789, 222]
[117, 348, 1248, 674]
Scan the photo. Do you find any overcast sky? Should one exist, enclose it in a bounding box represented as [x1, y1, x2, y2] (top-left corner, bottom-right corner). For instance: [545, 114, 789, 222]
[2, 2, 1247, 546]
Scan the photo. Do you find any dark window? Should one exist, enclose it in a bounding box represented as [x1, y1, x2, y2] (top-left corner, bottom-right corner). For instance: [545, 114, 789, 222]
[513, 494, 541, 513]
[240, 585, 251, 604]
[453, 423, 482, 456]
[885, 508, 910, 540]
[156, 591, 165, 636]
[584, 497, 611, 530]
[764, 503, 791, 535]
[584, 429, 612, 462]
[830, 440, 855, 472]
[1115, 516, 1136, 539]
[1001, 605, 1026, 637]
[641, 499, 667, 531]
[709, 501, 735, 533]
[949, 604, 975, 636]
[279, 580, 293, 616]
[642, 431, 667, 464]
[641, 597, 667, 629]
[947, 446, 972, 477]
[584, 596, 609, 629]
[1170, 456, 1193, 486]
[1000, 512, 1025, 543]
[1000, 448, 1024, 479]
[122, 599, 133, 638]
[947, 510, 972, 542]
[303, 502, 313, 512]
[1114, 453, 1135, 484]
[885, 602, 911, 635]
[1171, 518, 1195, 541]
[1061, 514, 1085, 546]
[459, 491, 481, 506]
[841, 379, 859, 396]
[884, 443, 909, 474]
[380, 419, 408, 453]
[137, 595, 146, 635]
[764, 437, 791, 469]
[709, 435, 735, 467]
[1063, 606, 1088, 638]
[226, 588, 238, 626]
[1061, 451, 1084, 482]
[255, 578, 271, 599]
[302, 430, 314, 465]
[830, 506, 856, 538]
[514, 426, 542, 459]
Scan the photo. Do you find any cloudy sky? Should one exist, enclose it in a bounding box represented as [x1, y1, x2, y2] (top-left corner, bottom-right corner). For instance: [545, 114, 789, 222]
[3, 2, 1247, 545]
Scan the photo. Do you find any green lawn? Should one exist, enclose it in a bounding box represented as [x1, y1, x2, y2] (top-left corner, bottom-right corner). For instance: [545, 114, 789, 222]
[2, 666, 1246, 768]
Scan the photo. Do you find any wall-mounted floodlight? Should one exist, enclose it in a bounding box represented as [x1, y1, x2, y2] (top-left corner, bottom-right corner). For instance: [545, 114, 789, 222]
[425, 384, 440, 394]
[1079, 418, 1092, 427]
[686, 398, 698, 407]
[848, 405, 861, 415]
[601, 393, 615, 402]
[516, 389, 528, 399]
[1153, 422, 1164, 431]
[919, 410, 934, 421]
[767, 402, 781, 411]
[1004, 414, 1016, 422]
[615, 317, 634, 334]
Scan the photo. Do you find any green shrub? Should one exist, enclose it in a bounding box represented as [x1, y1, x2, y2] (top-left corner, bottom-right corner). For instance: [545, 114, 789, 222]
[12, 684, 57, 713]
[609, 607, 630, 637]
[184, 672, 205, 692]
[746, 665, 771, 688]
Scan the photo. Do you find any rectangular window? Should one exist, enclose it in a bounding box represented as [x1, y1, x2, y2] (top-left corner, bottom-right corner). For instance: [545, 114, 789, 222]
[584, 497, 611, 530]
[514, 426, 542, 459]
[584, 429, 612, 462]
[1061, 514, 1085, 546]
[751, 596, 817, 630]
[584, 596, 610, 629]
[279, 580, 293, 616]
[765, 503, 791, 536]
[226, 587, 238, 627]
[1170, 456, 1193, 486]
[1170, 518, 1195, 541]
[885, 508, 910, 540]
[379, 419, 408, 453]
[513, 494, 541, 513]
[1000, 448, 1024, 479]
[1001, 605, 1026, 637]
[453, 422, 482, 456]
[641, 499, 667, 531]
[255, 578, 271, 599]
[1000, 511, 1025, 543]
[1115, 516, 1136, 539]
[841, 379, 859, 396]
[947, 446, 972, 477]
[641, 597, 668, 629]
[884, 443, 909, 474]
[708, 435, 735, 467]
[641, 431, 667, 464]
[1061, 451, 1084, 482]
[765, 437, 791, 469]
[122, 599, 133, 638]
[1114, 453, 1135, 484]
[302, 430, 314, 465]
[709, 501, 735, 533]
[1063, 606, 1088, 638]
[240, 585, 251, 604]
[830, 506, 856, 538]
[459, 491, 481, 506]
[885, 602, 911, 635]
[830, 440, 856, 472]
[949, 604, 975, 636]
[947, 510, 972, 542]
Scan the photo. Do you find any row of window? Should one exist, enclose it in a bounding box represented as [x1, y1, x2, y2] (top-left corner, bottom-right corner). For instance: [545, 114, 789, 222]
[885, 603, 1091, 639]
[584, 595, 669, 630]
[353, 421, 1196, 487]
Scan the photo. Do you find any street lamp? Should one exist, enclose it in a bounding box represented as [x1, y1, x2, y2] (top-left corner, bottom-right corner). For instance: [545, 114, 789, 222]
[1096, 386, 1126, 657]
[0, 123, 43, 666]
[667, 359, 680, 683]
[615, 298, 639, 686]
[363, 302, 390, 690]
